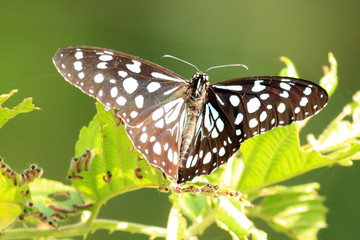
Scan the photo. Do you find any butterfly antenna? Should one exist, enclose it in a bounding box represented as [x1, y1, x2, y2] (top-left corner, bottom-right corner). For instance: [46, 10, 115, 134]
[205, 64, 249, 73]
[162, 55, 200, 72]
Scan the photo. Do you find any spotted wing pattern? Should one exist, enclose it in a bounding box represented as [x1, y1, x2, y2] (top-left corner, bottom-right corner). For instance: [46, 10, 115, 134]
[54, 46, 329, 184]
[53, 46, 189, 181]
[178, 76, 328, 182]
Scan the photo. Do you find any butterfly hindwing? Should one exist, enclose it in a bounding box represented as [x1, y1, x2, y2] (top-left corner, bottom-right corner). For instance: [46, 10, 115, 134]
[178, 91, 241, 183]
[126, 96, 188, 181]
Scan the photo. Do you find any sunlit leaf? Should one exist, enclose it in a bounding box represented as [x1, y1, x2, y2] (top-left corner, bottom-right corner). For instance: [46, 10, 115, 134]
[166, 201, 186, 240]
[228, 124, 360, 194]
[248, 183, 326, 240]
[70, 102, 167, 203]
[216, 198, 267, 240]
[279, 57, 299, 78]
[0, 90, 39, 128]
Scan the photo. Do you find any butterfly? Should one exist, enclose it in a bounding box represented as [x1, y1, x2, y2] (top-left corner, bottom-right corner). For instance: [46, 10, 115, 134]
[53, 46, 328, 184]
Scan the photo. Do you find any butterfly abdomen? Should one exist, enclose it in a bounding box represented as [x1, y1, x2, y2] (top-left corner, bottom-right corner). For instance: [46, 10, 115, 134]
[179, 73, 209, 172]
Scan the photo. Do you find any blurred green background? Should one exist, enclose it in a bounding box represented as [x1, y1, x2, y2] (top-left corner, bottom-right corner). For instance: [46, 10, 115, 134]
[1, 1, 359, 239]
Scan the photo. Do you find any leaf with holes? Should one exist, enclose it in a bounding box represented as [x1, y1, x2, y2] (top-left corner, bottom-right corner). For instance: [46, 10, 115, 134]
[29, 178, 87, 223]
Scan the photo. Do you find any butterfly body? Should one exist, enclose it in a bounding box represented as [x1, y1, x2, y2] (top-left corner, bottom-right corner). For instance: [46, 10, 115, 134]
[180, 72, 209, 172]
[53, 46, 328, 184]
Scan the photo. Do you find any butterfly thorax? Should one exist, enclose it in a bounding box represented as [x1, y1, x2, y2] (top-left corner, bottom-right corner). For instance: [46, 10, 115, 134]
[179, 72, 209, 174]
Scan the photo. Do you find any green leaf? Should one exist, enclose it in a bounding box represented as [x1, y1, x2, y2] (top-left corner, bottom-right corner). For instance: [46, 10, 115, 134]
[0, 160, 32, 231]
[228, 124, 360, 194]
[166, 201, 187, 240]
[0, 203, 22, 232]
[248, 183, 327, 240]
[29, 178, 88, 222]
[0, 90, 39, 128]
[216, 197, 267, 240]
[177, 194, 208, 222]
[320, 52, 337, 98]
[307, 91, 360, 157]
[69, 102, 167, 222]
[279, 57, 299, 78]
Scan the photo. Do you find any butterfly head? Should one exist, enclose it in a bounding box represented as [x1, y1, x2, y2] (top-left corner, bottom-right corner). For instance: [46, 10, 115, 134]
[191, 72, 210, 98]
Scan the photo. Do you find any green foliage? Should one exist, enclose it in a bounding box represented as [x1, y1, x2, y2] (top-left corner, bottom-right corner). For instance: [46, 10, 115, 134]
[71, 102, 167, 203]
[1, 53, 360, 240]
[0, 90, 39, 128]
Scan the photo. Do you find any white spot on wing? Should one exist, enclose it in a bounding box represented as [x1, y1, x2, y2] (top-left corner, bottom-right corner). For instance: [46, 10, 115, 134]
[229, 95, 240, 107]
[110, 87, 118, 98]
[130, 111, 138, 118]
[163, 87, 179, 95]
[78, 72, 85, 79]
[203, 152, 212, 164]
[219, 147, 225, 157]
[215, 94, 225, 105]
[73, 61, 82, 71]
[118, 71, 128, 78]
[99, 55, 113, 61]
[155, 119, 164, 128]
[260, 93, 270, 100]
[97, 62, 107, 69]
[280, 91, 289, 98]
[140, 133, 148, 143]
[94, 73, 104, 83]
[252, 80, 266, 92]
[216, 118, 225, 132]
[116, 96, 126, 105]
[153, 142, 161, 155]
[277, 103, 286, 113]
[300, 97, 308, 106]
[75, 51, 83, 59]
[151, 72, 184, 82]
[249, 118, 258, 128]
[215, 85, 243, 91]
[304, 87, 312, 95]
[186, 155, 193, 168]
[260, 111, 267, 122]
[234, 113, 243, 125]
[123, 77, 138, 94]
[280, 82, 291, 91]
[164, 99, 184, 124]
[147, 82, 161, 92]
[126, 60, 141, 73]
[152, 108, 164, 120]
[247, 97, 261, 113]
[135, 95, 144, 108]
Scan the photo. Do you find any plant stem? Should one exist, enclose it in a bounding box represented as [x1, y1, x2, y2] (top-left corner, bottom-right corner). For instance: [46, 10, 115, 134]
[185, 208, 216, 237]
[1, 219, 167, 240]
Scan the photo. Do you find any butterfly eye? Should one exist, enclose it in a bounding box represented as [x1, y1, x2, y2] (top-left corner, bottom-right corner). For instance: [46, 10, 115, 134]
[53, 46, 328, 184]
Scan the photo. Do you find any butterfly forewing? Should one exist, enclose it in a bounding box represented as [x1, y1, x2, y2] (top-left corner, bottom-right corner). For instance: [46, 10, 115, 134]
[212, 76, 328, 142]
[52, 46, 188, 127]
[53, 46, 190, 182]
